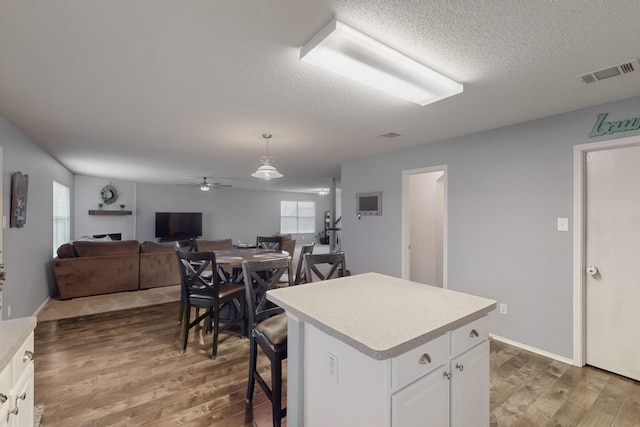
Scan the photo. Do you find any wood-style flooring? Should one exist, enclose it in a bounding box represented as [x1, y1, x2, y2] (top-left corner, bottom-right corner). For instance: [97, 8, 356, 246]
[34, 302, 640, 426]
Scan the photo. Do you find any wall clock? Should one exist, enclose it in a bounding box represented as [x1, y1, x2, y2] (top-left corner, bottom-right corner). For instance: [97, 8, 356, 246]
[101, 184, 119, 205]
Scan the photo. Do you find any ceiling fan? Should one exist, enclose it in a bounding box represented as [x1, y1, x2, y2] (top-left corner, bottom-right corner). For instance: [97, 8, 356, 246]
[177, 177, 232, 191]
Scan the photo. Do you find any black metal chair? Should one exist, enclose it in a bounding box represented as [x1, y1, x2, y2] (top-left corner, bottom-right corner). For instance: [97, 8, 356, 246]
[256, 235, 284, 250]
[303, 251, 348, 282]
[174, 239, 197, 325]
[242, 256, 293, 427]
[175, 248, 245, 359]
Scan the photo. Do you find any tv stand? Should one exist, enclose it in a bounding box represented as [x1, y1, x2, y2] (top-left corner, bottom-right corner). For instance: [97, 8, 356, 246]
[157, 236, 200, 243]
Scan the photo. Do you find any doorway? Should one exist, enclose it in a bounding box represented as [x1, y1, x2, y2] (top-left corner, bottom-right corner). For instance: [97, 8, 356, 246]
[0, 147, 3, 319]
[402, 166, 446, 287]
[573, 135, 640, 380]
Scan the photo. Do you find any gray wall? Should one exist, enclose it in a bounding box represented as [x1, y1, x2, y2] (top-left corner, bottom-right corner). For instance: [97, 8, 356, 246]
[341, 96, 640, 360]
[135, 183, 330, 245]
[1, 115, 74, 320]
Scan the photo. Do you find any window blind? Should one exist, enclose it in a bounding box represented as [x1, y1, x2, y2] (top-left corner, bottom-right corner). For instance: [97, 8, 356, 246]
[53, 181, 70, 255]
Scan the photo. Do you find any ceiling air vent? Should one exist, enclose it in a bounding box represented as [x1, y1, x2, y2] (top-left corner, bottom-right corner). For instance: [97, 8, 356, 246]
[380, 132, 400, 138]
[578, 59, 640, 83]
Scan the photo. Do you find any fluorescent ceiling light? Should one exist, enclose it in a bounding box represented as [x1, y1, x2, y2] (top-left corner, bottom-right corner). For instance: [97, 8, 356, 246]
[300, 18, 463, 106]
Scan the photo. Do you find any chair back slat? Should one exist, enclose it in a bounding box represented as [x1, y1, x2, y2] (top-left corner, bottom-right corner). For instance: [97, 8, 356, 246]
[175, 248, 221, 297]
[174, 238, 196, 252]
[294, 242, 315, 284]
[256, 236, 284, 250]
[304, 251, 347, 282]
[242, 257, 292, 327]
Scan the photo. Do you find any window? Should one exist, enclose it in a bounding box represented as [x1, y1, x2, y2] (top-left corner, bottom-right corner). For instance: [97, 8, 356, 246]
[53, 182, 71, 255]
[281, 201, 315, 234]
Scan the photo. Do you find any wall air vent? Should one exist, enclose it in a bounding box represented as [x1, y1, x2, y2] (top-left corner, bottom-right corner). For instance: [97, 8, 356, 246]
[578, 59, 639, 84]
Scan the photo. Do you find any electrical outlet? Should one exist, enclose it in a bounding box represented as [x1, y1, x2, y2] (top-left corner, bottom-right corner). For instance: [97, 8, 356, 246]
[499, 303, 508, 315]
[328, 352, 338, 383]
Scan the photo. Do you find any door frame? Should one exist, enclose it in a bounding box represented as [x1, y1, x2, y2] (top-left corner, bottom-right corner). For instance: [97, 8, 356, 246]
[401, 165, 448, 286]
[573, 134, 640, 366]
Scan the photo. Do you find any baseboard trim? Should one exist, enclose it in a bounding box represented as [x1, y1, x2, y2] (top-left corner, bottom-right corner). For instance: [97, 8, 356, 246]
[33, 295, 52, 317]
[490, 334, 576, 366]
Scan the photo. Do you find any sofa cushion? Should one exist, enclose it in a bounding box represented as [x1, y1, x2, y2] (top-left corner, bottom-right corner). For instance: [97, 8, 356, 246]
[73, 240, 141, 257]
[140, 241, 174, 253]
[56, 243, 77, 258]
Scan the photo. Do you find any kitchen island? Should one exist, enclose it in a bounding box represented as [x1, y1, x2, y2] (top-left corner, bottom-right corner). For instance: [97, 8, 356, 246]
[0, 316, 36, 427]
[267, 272, 496, 427]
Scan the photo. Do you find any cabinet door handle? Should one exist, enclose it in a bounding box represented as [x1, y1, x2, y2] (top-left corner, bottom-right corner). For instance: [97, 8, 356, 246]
[418, 353, 432, 365]
[469, 329, 479, 338]
[0, 393, 7, 403]
[23, 350, 34, 363]
[456, 363, 464, 372]
[444, 371, 452, 380]
[17, 392, 27, 401]
[8, 406, 19, 416]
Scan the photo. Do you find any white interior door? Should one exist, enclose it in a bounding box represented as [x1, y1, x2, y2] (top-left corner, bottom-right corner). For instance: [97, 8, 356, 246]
[403, 168, 445, 287]
[0, 147, 3, 320]
[585, 144, 640, 381]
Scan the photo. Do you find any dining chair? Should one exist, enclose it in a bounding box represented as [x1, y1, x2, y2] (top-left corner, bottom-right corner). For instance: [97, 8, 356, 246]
[279, 241, 314, 286]
[303, 251, 348, 282]
[175, 248, 245, 359]
[242, 256, 293, 427]
[256, 235, 284, 250]
[174, 239, 197, 325]
[281, 238, 296, 258]
[193, 238, 234, 282]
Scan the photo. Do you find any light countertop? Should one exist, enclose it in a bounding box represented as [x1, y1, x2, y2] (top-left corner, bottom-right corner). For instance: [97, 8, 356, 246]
[0, 316, 37, 370]
[267, 272, 496, 360]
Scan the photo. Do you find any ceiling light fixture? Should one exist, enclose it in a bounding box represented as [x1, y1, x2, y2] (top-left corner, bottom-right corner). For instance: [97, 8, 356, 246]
[319, 189, 329, 196]
[200, 177, 211, 191]
[251, 133, 283, 181]
[300, 18, 463, 106]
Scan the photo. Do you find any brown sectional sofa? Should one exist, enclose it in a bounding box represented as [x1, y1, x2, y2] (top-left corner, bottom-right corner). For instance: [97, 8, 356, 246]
[52, 238, 234, 300]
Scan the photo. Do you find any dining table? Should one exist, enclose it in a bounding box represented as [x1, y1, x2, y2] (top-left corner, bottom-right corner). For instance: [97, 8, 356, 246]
[214, 248, 290, 283]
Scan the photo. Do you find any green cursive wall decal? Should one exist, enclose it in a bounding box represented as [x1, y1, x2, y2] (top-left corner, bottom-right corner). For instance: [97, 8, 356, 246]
[589, 113, 640, 137]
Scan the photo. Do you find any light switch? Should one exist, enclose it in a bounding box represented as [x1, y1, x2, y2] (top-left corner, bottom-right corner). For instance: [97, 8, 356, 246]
[557, 218, 569, 232]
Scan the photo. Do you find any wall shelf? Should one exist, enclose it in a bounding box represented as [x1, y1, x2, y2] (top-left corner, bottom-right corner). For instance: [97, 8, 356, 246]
[88, 210, 132, 216]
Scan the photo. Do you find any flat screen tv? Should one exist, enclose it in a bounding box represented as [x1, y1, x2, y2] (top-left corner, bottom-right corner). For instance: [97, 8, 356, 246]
[155, 212, 202, 239]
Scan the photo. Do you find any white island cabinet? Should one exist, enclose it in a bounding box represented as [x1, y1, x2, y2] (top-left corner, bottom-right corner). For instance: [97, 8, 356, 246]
[267, 272, 495, 427]
[0, 317, 36, 427]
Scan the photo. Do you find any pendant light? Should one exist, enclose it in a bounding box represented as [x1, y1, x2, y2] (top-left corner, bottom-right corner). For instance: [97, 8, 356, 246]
[251, 133, 283, 180]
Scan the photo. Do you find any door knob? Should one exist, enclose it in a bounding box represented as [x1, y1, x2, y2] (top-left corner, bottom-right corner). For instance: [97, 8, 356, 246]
[586, 265, 599, 276]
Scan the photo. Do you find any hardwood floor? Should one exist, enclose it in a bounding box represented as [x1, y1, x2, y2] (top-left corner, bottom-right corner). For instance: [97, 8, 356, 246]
[35, 302, 640, 426]
[490, 340, 640, 426]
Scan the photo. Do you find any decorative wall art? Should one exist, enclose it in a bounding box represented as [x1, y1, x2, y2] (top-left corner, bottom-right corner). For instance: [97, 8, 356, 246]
[10, 171, 29, 228]
[101, 184, 119, 205]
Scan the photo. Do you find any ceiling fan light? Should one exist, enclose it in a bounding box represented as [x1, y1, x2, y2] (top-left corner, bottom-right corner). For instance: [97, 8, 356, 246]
[200, 185, 210, 191]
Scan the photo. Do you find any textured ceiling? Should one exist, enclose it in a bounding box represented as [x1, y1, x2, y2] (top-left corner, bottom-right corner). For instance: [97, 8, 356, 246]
[1, 1, 639, 192]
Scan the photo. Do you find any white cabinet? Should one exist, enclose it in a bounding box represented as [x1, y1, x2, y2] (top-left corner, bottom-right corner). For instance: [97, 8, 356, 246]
[392, 363, 450, 426]
[391, 316, 490, 427]
[450, 340, 489, 427]
[0, 332, 34, 427]
[0, 362, 11, 427]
